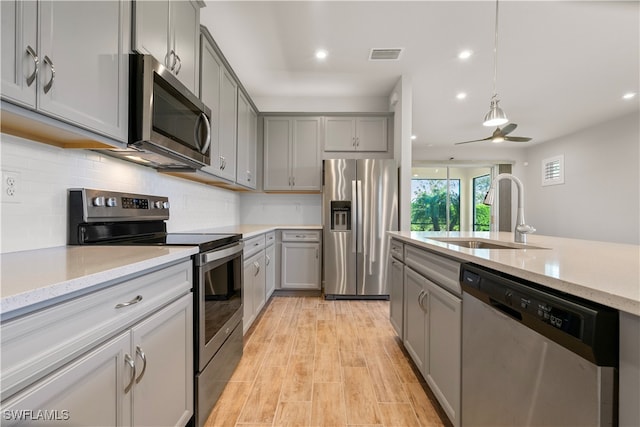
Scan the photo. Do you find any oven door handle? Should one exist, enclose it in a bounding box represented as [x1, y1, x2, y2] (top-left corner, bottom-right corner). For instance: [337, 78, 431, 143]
[200, 242, 244, 264]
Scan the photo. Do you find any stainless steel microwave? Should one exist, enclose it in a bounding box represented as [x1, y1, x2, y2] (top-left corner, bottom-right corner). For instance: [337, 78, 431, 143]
[107, 54, 211, 170]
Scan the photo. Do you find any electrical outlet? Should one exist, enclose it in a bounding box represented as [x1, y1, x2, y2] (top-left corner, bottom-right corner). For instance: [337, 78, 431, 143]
[2, 171, 21, 203]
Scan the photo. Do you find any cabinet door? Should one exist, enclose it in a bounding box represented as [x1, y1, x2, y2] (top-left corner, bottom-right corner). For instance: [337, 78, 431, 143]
[199, 34, 222, 176]
[1, 331, 131, 427]
[1, 0, 37, 108]
[356, 117, 387, 151]
[253, 252, 266, 315]
[324, 117, 356, 151]
[388, 257, 404, 338]
[265, 243, 276, 299]
[291, 117, 321, 191]
[217, 70, 237, 181]
[242, 258, 255, 334]
[425, 279, 461, 426]
[264, 117, 292, 191]
[131, 294, 193, 427]
[133, 0, 170, 67]
[281, 242, 320, 289]
[403, 267, 426, 374]
[38, 0, 128, 141]
[236, 91, 257, 189]
[170, 0, 199, 93]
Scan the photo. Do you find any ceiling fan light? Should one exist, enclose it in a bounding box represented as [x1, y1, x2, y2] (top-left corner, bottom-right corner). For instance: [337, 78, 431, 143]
[483, 100, 508, 127]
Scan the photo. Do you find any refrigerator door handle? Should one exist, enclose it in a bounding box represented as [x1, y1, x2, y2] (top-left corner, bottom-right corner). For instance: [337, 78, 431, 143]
[351, 180, 357, 253]
[356, 180, 363, 253]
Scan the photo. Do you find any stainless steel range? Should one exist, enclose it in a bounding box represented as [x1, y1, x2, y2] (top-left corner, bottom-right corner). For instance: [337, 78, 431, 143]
[68, 188, 243, 427]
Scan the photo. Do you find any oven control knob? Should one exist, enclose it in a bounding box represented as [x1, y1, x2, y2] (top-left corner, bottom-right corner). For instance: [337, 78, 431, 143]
[153, 201, 162, 209]
[106, 197, 117, 207]
[92, 196, 105, 207]
[162, 201, 170, 209]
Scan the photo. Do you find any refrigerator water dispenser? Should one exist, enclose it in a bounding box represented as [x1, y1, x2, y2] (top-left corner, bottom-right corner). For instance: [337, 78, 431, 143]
[330, 201, 351, 231]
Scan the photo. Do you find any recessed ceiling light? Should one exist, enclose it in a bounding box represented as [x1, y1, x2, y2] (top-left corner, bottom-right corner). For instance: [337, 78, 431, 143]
[623, 92, 637, 100]
[458, 50, 473, 60]
[411, 135, 417, 140]
[456, 92, 467, 100]
[315, 49, 328, 60]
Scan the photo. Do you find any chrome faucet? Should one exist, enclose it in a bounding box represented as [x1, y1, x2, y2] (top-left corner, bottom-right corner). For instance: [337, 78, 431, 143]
[483, 173, 536, 243]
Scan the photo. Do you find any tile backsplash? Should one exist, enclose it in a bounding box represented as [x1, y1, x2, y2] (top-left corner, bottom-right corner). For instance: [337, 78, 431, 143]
[0, 134, 240, 253]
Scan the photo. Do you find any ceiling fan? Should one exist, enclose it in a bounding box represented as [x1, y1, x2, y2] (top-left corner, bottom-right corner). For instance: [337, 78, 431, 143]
[455, 123, 532, 145]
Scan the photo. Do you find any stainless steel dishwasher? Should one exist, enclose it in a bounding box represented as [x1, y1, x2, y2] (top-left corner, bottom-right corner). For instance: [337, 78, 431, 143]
[460, 264, 619, 427]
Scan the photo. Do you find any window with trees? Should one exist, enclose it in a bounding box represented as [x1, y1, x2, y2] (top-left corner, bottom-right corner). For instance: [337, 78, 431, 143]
[411, 179, 460, 231]
[473, 174, 491, 231]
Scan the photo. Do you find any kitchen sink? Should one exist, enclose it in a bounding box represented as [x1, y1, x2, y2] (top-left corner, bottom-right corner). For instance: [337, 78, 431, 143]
[431, 238, 547, 250]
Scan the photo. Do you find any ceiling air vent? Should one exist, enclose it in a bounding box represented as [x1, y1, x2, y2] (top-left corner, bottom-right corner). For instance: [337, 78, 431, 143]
[369, 48, 403, 61]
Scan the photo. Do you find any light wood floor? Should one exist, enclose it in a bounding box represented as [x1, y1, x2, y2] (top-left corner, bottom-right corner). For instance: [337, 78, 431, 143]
[204, 296, 449, 427]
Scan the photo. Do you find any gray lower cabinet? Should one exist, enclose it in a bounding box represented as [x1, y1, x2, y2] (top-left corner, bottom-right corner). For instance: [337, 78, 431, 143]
[401, 246, 461, 427]
[265, 232, 276, 299]
[280, 230, 321, 290]
[0, 261, 194, 427]
[242, 234, 266, 334]
[389, 238, 405, 338]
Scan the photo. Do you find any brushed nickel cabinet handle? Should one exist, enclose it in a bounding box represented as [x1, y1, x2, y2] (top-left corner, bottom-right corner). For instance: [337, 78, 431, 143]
[25, 45, 38, 87]
[135, 346, 147, 384]
[43, 55, 55, 94]
[265, 255, 271, 266]
[115, 295, 143, 309]
[124, 354, 136, 393]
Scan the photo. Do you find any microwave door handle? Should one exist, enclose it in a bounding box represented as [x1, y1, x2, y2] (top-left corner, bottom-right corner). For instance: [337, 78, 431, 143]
[194, 113, 211, 154]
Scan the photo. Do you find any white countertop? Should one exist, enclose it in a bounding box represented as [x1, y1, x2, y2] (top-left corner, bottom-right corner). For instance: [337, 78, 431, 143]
[0, 245, 198, 318]
[185, 224, 322, 239]
[388, 231, 640, 316]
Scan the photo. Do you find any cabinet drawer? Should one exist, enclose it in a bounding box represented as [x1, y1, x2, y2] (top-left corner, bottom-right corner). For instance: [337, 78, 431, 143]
[404, 245, 461, 295]
[243, 234, 265, 259]
[390, 239, 404, 261]
[0, 260, 192, 400]
[281, 230, 320, 242]
[265, 231, 276, 247]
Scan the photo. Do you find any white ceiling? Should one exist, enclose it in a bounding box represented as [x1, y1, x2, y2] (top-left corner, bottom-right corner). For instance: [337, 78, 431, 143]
[201, 1, 639, 148]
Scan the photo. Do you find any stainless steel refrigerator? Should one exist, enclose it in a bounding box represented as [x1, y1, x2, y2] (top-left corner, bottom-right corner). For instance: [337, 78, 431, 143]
[323, 159, 398, 298]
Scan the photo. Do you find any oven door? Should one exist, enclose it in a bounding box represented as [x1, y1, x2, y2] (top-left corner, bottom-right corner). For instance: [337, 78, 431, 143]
[196, 242, 243, 372]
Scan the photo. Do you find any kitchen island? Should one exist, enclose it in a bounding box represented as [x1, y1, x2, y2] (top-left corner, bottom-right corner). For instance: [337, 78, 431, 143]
[388, 231, 640, 315]
[388, 230, 640, 427]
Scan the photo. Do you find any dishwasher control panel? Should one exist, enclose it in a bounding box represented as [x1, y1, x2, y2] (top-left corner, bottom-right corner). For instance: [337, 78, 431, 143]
[463, 269, 585, 339]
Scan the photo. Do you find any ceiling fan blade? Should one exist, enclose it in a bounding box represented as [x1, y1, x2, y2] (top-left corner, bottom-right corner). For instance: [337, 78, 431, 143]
[501, 123, 518, 136]
[454, 136, 492, 145]
[504, 136, 532, 142]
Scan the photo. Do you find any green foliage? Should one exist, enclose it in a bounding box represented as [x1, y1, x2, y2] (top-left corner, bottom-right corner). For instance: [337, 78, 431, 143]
[411, 179, 460, 231]
[474, 204, 490, 231]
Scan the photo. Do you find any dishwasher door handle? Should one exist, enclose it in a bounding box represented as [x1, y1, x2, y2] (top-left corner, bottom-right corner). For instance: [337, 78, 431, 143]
[489, 297, 523, 321]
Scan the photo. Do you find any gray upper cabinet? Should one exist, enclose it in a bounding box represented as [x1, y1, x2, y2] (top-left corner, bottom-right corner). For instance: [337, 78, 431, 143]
[133, 0, 201, 94]
[199, 29, 237, 182]
[264, 117, 322, 192]
[324, 116, 388, 152]
[236, 90, 257, 189]
[1, 0, 129, 142]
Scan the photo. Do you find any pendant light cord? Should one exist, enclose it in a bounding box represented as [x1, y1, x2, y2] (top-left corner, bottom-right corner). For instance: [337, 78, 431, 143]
[491, 0, 500, 98]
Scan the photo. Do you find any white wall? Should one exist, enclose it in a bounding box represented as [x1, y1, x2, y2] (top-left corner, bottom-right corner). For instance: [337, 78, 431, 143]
[0, 134, 240, 253]
[391, 75, 413, 231]
[240, 193, 321, 225]
[521, 112, 639, 244]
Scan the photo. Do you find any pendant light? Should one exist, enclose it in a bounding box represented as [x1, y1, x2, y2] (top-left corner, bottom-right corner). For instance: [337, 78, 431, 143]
[483, 0, 508, 127]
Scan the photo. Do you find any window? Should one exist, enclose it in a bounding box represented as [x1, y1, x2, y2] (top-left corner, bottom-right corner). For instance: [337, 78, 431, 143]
[411, 178, 460, 231]
[473, 174, 491, 231]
